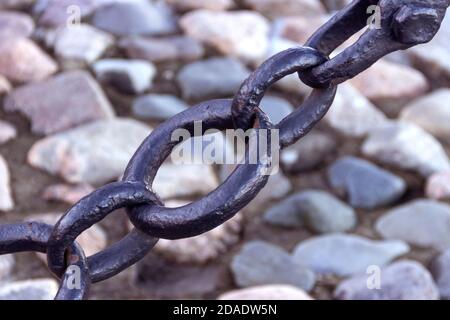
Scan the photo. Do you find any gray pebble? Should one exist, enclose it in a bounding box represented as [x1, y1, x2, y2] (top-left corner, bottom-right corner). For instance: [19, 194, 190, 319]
[92, 1, 177, 36]
[328, 156, 406, 209]
[0, 279, 58, 300]
[264, 190, 357, 233]
[293, 234, 409, 276]
[231, 241, 316, 291]
[132, 94, 188, 120]
[430, 250, 450, 299]
[259, 96, 293, 124]
[335, 260, 439, 300]
[176, 57, 250, 101]
[92, 59, 156, 95]
[376, 199, 450, 252]
[281, 131, 336, 173]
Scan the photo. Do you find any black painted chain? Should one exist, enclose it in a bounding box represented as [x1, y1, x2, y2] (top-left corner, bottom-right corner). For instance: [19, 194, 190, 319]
[1, 0, 449, 300]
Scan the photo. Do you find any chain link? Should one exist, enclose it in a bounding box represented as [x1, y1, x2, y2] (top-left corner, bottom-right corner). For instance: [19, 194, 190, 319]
[0, 0, 448, 300]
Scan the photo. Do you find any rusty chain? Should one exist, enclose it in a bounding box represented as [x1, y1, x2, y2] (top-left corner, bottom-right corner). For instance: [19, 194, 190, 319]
[0, 0, 449, 300]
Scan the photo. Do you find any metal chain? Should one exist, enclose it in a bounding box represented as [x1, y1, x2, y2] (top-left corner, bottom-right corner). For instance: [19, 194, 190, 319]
[1, 0, 449, 300]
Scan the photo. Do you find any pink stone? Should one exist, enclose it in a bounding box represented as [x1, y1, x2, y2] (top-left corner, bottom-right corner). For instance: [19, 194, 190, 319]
[0, 120, 17, 145]
[426, 171, 450, 201]
[4, 70, 115, 135]
[0, 36, 57, 83]
[42, 183, 95, 205]
[180, 10, 270, 62]
[350, 60, 429, 116]
[273, 15, 326, 44]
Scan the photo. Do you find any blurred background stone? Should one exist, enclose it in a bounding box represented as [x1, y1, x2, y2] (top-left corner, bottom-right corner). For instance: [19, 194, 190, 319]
[0, 255, 14, 282]
[0, 120, 17, 145]
[376, 200, 450, 252]
[327, 156, 406, 209]
[325, 84, 388, 137]
[426, 171, 450, 201]
[335, 260, 439, 300]
[400, 89, 450, 144]
[132, 94, 188, 120]
[362, 121, 450, 178]
[430, 250, 450, 300]
[119, 36, 204, 63]
[34, 0, 108, 27]
[0, 155, 13, 211]
[0, 0, 34, 10]
[53, 24, 113, 69]
[0, 76, 11, 95]
[272, 15, 326, 44]
[180, 10, 269, 62]
[0, 36, 57, 83]
[349, 60, 429, 116]
[242, 0, 326, 19]
[42, 183, 94, 204]
[322, 0, 352, 11]
[176, 57, 250, 101]
[259, 95, 293, 124]
[263, 190, 356, 233]
[292, 234, 409, 277]
[252, 171, 292, 205]
[28, 119, 152, 184]
[92, 59, 156, 95]
[281, 130, 336, 173]
[4, 71, 114, 134]
[4, 70, 115, 134]
[231, 241, 316, 291]
[0, 11, 34, 38]
[167, 0, 233, 12]
[136, 252, 227, 299]
[92, 0, 177, 36]
[218, 285, 313, 300]
[153, 163, 218, 200]
[0, 279, 58, 300]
